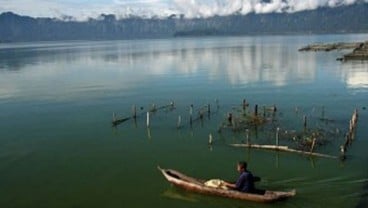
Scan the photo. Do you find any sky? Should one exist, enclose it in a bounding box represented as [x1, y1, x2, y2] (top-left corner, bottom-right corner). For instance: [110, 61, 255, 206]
[0, 0, 367, 20]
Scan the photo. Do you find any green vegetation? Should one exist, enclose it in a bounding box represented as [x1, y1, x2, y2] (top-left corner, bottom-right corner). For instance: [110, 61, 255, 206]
[0, 3, 368, 42]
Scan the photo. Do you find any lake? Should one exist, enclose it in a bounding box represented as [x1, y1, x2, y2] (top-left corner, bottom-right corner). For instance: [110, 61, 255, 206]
[0, 34, 368, 208]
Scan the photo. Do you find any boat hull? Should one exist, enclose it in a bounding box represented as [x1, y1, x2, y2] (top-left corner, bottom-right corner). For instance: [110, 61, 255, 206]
[158, 167, 295, 203]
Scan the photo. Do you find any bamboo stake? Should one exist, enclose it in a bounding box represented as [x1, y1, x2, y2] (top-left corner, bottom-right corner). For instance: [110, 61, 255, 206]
[177, 115, 182, 129]
[276, 127, 280, 146]
[295, 106, 299, 114]
[339, 147, 346, 161]
[303, 115, 307, 129]
[189, 104, 193, 125]
[112, 112, 116, 122]
[146, 112, 150, 128]
[352, 109, 358, 125]
[339, 109, 360, 158]
[272, 105, 277, 113]
[227, 113, 233, 125]
[349, 109, 358, 140]
[208, 134, 213, 145]
[254, 104, 258, 116]
[147, 128, 151, 139]
[246, 129, 250, 144]
[243, 99, 247, 110]
[199, 110, 204, 120]
[231, 116, 236, 129]
[132, 105, 137, 119]
[309, 138, 316, 153]
[349, 119, 353, 133]
[151, 103, 157, 112]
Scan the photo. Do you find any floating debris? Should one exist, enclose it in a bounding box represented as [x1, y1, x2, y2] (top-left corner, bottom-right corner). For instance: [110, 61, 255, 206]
[230, 143, 337, 159]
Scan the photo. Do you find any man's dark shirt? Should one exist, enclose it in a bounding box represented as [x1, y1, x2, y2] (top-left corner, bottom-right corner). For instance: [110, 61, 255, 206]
[235, 171, 254, 193]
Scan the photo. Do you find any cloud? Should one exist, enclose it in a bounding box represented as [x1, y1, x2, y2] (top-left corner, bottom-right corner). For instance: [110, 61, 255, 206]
[0, 0, 367, 20]
[172, 0, 368, 17]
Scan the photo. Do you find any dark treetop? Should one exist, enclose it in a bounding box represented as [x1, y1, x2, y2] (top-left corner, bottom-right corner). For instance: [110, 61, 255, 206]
[1, 3, 368, 42]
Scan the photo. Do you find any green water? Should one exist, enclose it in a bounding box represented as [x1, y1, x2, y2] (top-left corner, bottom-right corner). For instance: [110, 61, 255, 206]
[1, 34, 368, 208]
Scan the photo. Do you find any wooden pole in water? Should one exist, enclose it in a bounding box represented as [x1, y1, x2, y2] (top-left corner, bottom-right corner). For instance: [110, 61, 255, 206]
[132, 105, 137, 119]
[151, 103, 156, 112]
[349, 119, 353, 133]
[189, 104, 193, 125]
[146, 112, 150, 128]
[147, 128, 151, 139]
[254, 104, 258, 117]
[310, 138, 316, 153]
[303, 115, 307, 129]
[346, 133, 351, 146]
[276, 127, 280, 146]
[340, 145, 346, 160]
[231, 116, 236, 129]
[243, 99, 247, 110]
[208, 133, 213, 145]
[352, 109, 358, 129]
[177, 115, 182, 129]
[273, 104, 277, 113]
[246, 129, 250, 144]
[207, 104, 211, 119]
[112, 112, 116, 122]
[228, 113, 233, 125]
[199, 110, 204, 120]
[353, 109, 358, 122]
[349, 109, 358, 140]
[263, 106, 266, 118]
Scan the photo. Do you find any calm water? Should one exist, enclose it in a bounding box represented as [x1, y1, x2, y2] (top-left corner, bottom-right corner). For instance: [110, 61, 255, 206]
[1, 34, 368, 208]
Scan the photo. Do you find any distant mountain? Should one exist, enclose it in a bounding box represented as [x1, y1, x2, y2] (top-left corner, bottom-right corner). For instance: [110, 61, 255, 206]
[1, 3, 368, 42]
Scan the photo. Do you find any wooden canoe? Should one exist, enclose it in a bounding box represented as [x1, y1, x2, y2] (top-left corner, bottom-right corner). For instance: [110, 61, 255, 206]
[158, 167, 296, 203]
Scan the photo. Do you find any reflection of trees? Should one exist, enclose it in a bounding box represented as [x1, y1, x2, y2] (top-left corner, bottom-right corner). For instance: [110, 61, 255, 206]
[115, 40, 317, 86]
[0, 47, 80, 71]
[1, 38, 367, 101]
[0, 39, 319, 87]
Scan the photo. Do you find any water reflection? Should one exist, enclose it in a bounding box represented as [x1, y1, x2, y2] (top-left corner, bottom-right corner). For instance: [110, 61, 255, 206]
[340, 62, 368, 91]
[346, 72, 368, 89]
[1, 37, 367, 101]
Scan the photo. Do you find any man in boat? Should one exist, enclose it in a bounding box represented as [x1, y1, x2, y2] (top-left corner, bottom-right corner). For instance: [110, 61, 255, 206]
[223, 161, 255, 193]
